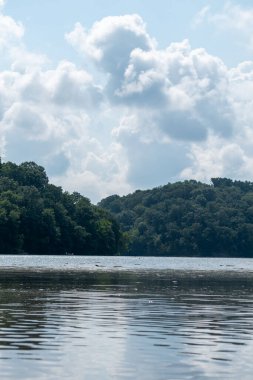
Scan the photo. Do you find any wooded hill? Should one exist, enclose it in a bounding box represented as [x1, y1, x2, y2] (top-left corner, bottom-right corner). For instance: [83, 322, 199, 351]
[0, 160, 121, 255]
[2, 158, 253, 257]
[99, 178, 253, 257]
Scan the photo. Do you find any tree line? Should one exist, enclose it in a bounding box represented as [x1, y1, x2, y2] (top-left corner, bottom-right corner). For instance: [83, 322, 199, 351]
[99, 178, 253, 257]
[0, 159, 122, 255]
[2, 158, 253, 257]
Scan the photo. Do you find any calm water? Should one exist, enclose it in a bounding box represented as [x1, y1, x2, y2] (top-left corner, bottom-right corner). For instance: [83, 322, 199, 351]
[1, 256, 253, 379]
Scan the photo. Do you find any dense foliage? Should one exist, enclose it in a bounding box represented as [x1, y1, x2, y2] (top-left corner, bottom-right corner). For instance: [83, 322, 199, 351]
[0, 160, 122, 255]
[99, 178, 253, 257]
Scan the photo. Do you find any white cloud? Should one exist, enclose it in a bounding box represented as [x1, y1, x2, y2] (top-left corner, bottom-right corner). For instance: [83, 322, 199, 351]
[181, 136, 252, 182]
[211, 2, 253, 32]
[194, 2, 253, 51]
[192, 6, 210, 27]
[113, 111, 201, 189]
[66, 14, 155, 63]
[0, 13, 24, 49]
[2, 10, 253, 201]
[111, 39, 234, 143]
[65, 14, 253, 193]
[65, 14, 155, 100]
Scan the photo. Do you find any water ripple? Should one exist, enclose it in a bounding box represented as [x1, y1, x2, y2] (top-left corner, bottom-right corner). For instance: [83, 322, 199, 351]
[1, 261, 253, 379]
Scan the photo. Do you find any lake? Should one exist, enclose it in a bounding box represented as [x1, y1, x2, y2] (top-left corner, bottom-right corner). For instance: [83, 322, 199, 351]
[1, 256, 253, 379]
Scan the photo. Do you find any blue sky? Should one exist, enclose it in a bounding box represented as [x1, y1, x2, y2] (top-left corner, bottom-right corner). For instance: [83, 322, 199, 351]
[4, 0, 253, 66]
[1, 0, 253, 201]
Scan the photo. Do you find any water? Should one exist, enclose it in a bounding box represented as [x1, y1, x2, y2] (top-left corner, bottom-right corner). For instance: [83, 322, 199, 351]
[1, 256, 253, 379]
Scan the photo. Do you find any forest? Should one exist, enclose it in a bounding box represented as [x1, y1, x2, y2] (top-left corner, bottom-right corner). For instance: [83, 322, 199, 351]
[99, 178, 253, 257]
[0, 159, 122, 255]
[2, 158, 253, 257]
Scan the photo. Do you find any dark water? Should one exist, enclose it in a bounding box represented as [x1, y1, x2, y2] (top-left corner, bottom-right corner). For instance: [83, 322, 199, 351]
[1, 256, 253, 379]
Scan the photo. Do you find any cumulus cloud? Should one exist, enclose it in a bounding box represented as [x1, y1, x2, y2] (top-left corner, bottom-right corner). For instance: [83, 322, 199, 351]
[110, 38, 234, 147]
[66, 14, 154, 65]
[113, 113, 188, 188]
[64, 13, 253, 193]
[2, 10, 253, 201]
[66, 14, 155, 102]
[0, 5, 49, 74]
[68, 15, 235, 140]
[181, 135, 253, 182]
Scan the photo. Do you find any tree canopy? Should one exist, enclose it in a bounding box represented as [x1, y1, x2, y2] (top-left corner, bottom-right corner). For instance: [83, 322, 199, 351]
[2, 159, 253, 257]
[0, 160, 122, 255]
[99, 178, 253, 257]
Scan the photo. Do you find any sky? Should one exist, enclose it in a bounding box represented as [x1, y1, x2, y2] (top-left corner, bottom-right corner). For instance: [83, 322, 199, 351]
[1, 0, 253, 202]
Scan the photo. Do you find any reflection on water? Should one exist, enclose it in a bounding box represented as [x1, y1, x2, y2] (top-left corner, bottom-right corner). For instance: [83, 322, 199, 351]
[1, 266, 253, 379]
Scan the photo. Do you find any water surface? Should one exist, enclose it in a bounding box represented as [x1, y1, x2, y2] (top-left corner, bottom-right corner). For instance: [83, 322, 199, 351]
[1, 256, 253, 379]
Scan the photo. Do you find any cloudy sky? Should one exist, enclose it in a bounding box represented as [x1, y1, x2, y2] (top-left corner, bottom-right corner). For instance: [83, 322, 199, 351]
[1, 0, 253, 202]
